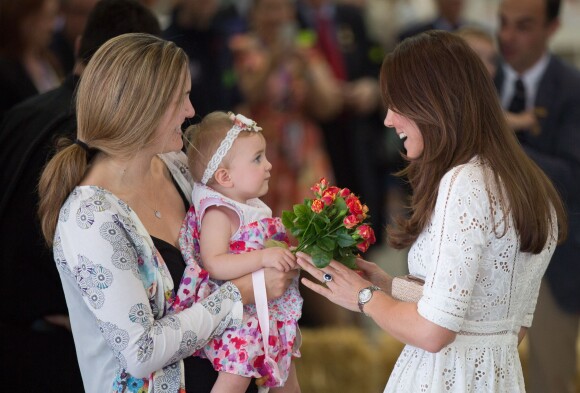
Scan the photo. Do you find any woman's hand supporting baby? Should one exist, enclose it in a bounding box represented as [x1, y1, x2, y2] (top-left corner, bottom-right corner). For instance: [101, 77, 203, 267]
[232, 267, 299, 305]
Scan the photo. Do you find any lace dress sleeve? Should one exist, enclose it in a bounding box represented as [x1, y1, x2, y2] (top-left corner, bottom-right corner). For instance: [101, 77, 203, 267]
[417, 164, 489, 332]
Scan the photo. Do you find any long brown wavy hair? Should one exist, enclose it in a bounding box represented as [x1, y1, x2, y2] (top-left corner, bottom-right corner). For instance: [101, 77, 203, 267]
[381, 31, 566, 254]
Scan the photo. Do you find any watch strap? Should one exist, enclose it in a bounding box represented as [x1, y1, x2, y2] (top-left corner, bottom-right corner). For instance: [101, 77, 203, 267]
[358, 285, 382, 314]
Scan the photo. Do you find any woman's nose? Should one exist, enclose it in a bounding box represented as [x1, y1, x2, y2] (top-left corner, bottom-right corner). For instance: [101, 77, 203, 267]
[384, 109, 394, 128]
[185, 98, 195, 118]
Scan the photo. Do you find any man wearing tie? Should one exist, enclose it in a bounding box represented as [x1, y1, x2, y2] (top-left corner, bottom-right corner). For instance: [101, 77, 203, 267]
[495, 0, 580, 392]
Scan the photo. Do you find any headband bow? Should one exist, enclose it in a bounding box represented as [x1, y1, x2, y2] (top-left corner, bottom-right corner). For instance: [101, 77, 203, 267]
[200, 113, 262, 185]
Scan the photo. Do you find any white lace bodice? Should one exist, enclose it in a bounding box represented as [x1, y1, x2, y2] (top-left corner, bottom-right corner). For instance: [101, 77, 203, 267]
[385, 158, 557, 392]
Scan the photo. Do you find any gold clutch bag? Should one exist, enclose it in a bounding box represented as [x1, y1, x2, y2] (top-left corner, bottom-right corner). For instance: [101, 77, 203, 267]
[391, 274, 425, 303]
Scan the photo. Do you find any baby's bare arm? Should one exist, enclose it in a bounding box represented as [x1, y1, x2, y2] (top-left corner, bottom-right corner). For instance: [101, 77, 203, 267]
[200, 207, 296, 280]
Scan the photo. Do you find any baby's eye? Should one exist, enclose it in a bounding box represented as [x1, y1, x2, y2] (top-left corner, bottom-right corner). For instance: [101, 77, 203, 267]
[254, 155, 262, 163]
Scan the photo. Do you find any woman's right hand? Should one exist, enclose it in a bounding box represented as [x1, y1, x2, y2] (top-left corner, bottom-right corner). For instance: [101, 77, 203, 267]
[231, 267, 298, 305]
[356, 258, 393, 294]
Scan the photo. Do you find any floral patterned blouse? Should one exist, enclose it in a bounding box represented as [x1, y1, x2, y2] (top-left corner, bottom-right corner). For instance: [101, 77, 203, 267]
[53, 152, 243, 393]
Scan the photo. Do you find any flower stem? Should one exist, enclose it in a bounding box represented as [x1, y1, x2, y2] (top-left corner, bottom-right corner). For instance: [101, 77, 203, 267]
[293, 211, 346, 254]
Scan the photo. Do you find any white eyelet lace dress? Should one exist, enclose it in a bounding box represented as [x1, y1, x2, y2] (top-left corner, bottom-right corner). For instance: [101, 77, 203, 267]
[384, 157, 557, 393]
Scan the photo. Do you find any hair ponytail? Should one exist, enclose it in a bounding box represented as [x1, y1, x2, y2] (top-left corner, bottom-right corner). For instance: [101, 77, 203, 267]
[38, 139, 90, 247]
[38, 33, 189, 248]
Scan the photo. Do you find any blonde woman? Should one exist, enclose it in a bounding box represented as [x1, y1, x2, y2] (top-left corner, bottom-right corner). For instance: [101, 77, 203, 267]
[38, 33, 296, 393]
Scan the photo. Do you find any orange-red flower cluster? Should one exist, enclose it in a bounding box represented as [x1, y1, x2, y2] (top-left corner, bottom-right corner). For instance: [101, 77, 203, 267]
[311, 199, 324, 213]
[311, 179, 370, 229]
[285, 177, 376, 268]
[356, 224, 376, 253]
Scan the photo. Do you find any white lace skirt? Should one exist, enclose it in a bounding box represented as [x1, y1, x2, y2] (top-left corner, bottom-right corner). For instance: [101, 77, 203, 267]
[384, 333, 525, 393]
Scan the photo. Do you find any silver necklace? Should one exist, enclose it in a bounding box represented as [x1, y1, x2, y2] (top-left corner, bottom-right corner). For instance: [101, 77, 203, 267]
[138, 173, 162, 220]
[144, 204, 162, 219]
[108, 159, 162, 219]
[140, 193, 162, 219]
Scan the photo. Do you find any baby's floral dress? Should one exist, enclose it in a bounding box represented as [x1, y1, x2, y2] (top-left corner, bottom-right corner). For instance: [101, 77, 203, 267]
[178, 183, 302, 387]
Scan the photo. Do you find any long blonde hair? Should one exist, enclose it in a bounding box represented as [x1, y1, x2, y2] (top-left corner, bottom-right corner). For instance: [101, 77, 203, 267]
[38, 33, 189, 246]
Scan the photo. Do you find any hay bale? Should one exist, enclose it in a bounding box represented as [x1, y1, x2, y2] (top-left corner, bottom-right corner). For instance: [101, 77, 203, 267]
[374, 332, 405, 387]
[295, 328, 404, 393]
[296, 328, 580, 392]
[296, 327, 378, 392]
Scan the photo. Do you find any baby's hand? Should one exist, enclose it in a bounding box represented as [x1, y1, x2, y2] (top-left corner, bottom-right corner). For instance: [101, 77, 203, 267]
[260, 247, 296, 272]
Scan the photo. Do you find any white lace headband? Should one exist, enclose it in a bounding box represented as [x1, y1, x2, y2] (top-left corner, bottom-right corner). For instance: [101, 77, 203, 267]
[200, 113, 263, 185]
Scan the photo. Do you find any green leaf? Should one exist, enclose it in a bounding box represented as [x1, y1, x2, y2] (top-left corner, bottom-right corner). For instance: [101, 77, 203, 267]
[295, 216, 312, 227]
[311, 246, 332, 268]
[292, 228, 304, 238]
[294, 204, 311, 219]
[297, 216, 311, 227]
[317, 236, 335, 252]
[336, 232, 356, 247]
[313, 214, 326, 225]
[336, 247, 353, 259]
[337, 253, 357, 269]
[335, 196, 348, 212]
[313, 216, 327, 233]
[282, 210, 296, 229]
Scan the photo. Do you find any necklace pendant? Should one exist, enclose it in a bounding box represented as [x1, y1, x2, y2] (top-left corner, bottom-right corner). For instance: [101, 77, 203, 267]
[154, 210, 162, 219]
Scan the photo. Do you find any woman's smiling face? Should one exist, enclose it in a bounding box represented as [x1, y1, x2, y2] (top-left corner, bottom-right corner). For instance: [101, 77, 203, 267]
[384, 109, 424, 159]
[153, 71, 194, 153]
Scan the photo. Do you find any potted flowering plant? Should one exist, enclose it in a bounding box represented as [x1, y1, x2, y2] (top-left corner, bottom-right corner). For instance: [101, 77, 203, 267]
[282, 178, 376, 268]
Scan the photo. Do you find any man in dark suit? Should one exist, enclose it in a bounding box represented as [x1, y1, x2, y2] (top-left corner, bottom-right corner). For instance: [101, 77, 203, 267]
[0, 1, 160, 390]
[397, 0, 466, 42]
[495, 1, 580, 392]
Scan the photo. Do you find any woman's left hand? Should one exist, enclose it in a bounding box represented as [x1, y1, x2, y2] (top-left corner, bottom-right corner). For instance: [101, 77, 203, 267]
[296, 252, 372, 312]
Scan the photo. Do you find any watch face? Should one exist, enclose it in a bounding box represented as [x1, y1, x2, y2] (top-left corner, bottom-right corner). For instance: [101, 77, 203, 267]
[359, 288, 372, 303]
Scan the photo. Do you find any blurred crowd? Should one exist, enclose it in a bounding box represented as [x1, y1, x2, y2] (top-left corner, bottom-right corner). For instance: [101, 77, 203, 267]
[1, 0, 579, 392]
[0, 0, 560, 252]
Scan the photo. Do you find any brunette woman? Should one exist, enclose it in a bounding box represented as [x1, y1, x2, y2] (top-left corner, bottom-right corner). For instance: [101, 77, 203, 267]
[297, 30, 566, 393]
